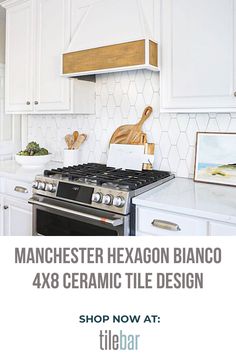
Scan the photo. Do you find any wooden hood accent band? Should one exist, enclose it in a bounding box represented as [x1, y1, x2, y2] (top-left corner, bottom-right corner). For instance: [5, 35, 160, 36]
[63, 40, 158, 75]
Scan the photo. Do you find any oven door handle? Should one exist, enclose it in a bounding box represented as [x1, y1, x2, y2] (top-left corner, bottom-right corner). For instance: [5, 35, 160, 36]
[28, 198, 124, 227]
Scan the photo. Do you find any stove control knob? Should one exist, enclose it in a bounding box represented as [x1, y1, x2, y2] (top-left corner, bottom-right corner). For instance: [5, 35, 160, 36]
[38, 181, 46, 190]
[102, 194, 113, 205]
[92, 192, 103, 203]
[113, 196, 125, 208]
[45, 183, 56, 193]
[32, 181, 39, 189]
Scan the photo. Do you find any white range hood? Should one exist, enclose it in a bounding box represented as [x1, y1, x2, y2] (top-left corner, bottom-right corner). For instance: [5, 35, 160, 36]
[63, 0, 159, 77]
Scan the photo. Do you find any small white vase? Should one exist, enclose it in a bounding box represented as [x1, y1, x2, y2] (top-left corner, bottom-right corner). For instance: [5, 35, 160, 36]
[63, 149, 80, 167]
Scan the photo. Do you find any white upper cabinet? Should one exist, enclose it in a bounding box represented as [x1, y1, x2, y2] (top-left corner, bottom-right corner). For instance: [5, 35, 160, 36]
[34, 0, 70, 112]
[160, 0, 236, 112]
[2, 0, 95, 114]
[5, 0, 33, 112]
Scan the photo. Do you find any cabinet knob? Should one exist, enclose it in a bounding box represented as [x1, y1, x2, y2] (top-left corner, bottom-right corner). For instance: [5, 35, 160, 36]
[34, 101, 39, 105]
[3, 205, 8, 210]
[26, 101, 31, 105]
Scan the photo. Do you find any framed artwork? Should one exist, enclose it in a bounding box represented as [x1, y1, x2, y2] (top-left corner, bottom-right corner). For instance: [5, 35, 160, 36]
[194, 132, 236, 186]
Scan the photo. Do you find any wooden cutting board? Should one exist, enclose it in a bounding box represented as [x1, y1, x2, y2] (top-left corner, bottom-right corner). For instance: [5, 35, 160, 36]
[109, 106, 153, 145]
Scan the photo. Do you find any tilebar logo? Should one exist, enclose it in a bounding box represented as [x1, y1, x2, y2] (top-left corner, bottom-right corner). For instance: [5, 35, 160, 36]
[99, 330, 140, 351]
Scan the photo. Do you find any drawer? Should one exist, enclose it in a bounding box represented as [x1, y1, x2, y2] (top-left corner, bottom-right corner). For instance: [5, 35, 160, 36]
[136, 206, 207, 236]
[209, 221, 236, 236]
[4, 179, 32, 201]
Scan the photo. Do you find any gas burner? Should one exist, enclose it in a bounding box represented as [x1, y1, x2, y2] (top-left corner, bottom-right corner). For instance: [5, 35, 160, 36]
[33, 163, 175, 218]
[44, 163, 173, 191]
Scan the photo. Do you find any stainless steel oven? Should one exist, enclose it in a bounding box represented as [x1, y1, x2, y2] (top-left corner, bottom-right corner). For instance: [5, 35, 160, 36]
[29, 196, 130, 236]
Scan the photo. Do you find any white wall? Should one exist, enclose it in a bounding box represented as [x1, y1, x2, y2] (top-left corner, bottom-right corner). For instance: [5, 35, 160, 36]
[27, 70, 236, 179]
[0, 6, 5, 64]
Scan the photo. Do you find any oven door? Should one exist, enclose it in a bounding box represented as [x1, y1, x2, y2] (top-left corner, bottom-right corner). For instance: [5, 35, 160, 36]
[29, 196, 129, 236]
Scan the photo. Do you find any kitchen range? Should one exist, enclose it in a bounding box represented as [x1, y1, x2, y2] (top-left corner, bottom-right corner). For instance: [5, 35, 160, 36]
[1, 0, 236, 237]
[29, 163, 174, 236]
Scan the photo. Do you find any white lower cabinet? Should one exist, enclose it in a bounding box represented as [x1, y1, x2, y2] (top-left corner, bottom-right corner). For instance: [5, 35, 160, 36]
[208, 222, 236, 236]
[136, 206, 236, 236]
[3, 196, 32, 236]
[0, 178, 32, 236]
[0, 195, 3, 236]
[136, 207, 207, 236]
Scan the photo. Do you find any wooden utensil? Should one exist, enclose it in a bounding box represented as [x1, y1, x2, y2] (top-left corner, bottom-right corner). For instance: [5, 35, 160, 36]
[73, 131, 79, 144]
[109, 106, 153, 145]
[65, 134, 74, 149]
[72, 134, 87, 149]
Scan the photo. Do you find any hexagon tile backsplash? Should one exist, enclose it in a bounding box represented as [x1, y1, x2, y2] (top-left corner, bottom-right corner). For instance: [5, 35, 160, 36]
[27, 70, 236, 178]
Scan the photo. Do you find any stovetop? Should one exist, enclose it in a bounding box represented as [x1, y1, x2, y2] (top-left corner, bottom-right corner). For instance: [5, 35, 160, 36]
[44, 163, 172, 192]
[32, 163, 175, 215]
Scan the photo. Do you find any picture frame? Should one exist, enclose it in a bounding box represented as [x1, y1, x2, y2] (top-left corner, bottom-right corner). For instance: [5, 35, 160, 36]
[194, 132, 236, 187]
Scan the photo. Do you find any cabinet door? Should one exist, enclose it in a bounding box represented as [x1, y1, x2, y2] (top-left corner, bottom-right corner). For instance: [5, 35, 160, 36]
[161, 0, 236, 112]
[136, 206, 207, 236]
[0, 195, 3, 236]
[3, 197, 32, 236]
[209, 221, 236, 236]
[34, 0, 70, 112]
[5, 0, 33, 113]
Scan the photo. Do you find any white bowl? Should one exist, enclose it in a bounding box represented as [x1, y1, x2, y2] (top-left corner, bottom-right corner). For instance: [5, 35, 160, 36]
[15, 153, 52, 168]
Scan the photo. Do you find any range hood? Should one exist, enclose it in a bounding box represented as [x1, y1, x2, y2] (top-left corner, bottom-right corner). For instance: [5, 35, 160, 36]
[62, 0, 159, 77]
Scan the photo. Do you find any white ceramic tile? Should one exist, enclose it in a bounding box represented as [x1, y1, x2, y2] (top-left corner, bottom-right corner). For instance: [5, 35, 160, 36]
[135, 93, 146, 115]
[100, 84, 109, 106]
[106, 73, 115, 94]
[159, 132, 171, 158]
[177, 133, 189, 159]
[27, 71, 236, 179]
[186, 119, 198, 146]
[168, 119, 180, 145]
[107, 95, 116, 118]
[128, 81, 138, 106]
[128, 107, 139, 124]
[113, 107, 123, 126]
[177, 160, 189, 178]
[160, 158, 170, 171]
[120, 95, 130, 118]
[151, 92, 160, 118]
[216, 113, 231, 131]
[159, 113, 171, 131]
[113, 82, 123, 106]
[228, 119, 236, 131]
[196, 113, 209, 131]
[150, 72, 159, 92]
[151, 118, 162, 144]
[120, 72, 130, 93]
[135, 70, 146, 93]
[207, 118, 220, 132]
[186, 146, 195, 176]
[153, 145, 162, 169]
[144, 70, 152, 80]
[168, 146, 180, 172]
[128, 70, 137, 81]
[177, 114, 189, 132]
[143, 80, 153, 105]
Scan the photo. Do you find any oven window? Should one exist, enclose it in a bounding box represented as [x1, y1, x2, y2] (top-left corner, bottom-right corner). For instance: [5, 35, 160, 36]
[36, 210, 118, 236]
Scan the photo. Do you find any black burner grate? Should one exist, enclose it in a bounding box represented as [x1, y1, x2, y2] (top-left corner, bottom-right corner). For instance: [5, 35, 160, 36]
[44, 163, 172, 191]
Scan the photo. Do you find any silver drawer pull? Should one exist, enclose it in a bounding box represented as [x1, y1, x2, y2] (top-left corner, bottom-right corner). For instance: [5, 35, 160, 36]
[152, 219, 181, 232]
[14, 186, 28, 194]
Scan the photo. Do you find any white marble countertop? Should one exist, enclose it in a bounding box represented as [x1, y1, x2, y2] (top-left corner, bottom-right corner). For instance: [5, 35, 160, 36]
[0, 160, 62, 183]
[133, 177, 236, 224]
